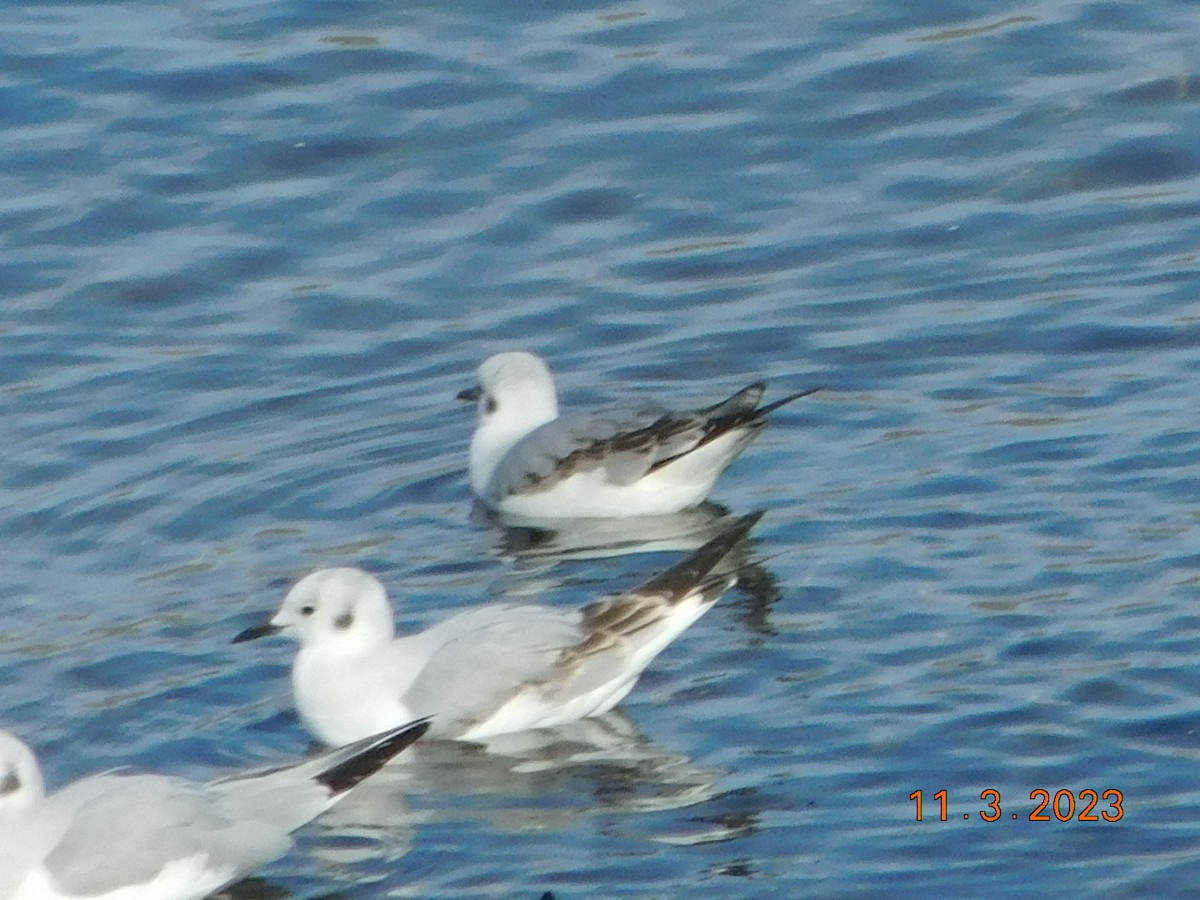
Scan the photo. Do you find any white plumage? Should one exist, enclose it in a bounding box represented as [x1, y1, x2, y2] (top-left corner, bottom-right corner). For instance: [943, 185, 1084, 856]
[0, 719, 428, 900]
[234, 512, 764, 745]
[458, 351, 818, 518]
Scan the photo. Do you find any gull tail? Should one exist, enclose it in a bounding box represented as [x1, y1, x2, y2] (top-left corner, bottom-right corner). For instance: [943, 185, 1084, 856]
[315, 717, 432, 795]
[635, 509, 764, 603]
[699, 383, 822, 421]
[563, 512, 765, 693]
[210, 718, 432, 835]
[698, 382, 768, 416]
[652, 384, 820, 470]
[753, 384, 824, 418]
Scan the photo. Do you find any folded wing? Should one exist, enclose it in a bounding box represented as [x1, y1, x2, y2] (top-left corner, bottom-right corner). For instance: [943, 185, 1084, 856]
[402, 605, 585, 736]
[486, 385, 817, 501]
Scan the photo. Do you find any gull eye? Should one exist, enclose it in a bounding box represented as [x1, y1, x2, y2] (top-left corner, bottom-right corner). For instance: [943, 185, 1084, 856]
[0, 771, 19, 795]
[300, 605, 315, 617]
[485, 396, 498, 414]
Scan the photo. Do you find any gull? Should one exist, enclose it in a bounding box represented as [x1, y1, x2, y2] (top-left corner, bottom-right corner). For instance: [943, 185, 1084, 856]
[457, 351, 819, 518]
[0, 718, 429, 900]
[233, 511, 764, 745]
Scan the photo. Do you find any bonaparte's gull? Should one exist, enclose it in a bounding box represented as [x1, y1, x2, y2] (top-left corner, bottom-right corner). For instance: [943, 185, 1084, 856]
[457, 351, 818, 518]
[0, 718, 429, 900]
[234, 511, 764, 745]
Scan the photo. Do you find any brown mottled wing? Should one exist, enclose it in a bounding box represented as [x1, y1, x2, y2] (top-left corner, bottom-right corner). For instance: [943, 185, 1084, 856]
[547, 593, 673, 698]
[486, 384, 818, 501]
[647, 384, 821, 474]
[548, 511, 763, 696]
[485, 406, 702, 499]
[632, 510, 763, 599]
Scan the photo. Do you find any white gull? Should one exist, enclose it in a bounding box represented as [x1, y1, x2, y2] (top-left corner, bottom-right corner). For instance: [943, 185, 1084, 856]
[458, 351, 818, 518]
[234, 511, 763, 745]
[0, 718, 429, 900]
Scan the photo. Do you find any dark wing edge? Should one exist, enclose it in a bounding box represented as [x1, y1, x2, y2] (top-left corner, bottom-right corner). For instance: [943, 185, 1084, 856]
[315, 717, 432, 794]
[500, 383, 819, 495]
[646, 384, 822, 474]
[626, 509, 764, 603]
[499, 412, 697, 495]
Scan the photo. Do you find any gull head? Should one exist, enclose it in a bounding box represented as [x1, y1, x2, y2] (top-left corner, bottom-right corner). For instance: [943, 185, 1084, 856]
[0, 730, 44, 815]
[460, 351, 560, 495]
[234, 568, 397, 654]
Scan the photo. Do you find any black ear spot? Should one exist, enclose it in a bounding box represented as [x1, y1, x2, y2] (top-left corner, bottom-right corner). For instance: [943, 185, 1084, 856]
[485, 396, 497, 414]
[0, 770, 20, 795]
[334, 611, 355, 630]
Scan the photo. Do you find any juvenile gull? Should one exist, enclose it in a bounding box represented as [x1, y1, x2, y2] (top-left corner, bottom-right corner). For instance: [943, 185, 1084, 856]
[458, 351, 819, 518]
[0, 717, 429, 900]
[234, 511, 764, 745]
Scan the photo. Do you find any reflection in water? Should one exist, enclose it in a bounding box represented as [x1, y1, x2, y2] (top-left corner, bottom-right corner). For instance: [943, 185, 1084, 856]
[471, 499, 736, 564]
[219, 713, 728, 896]
[466, 500, 789, 717]
[656, 801, 762, 847]
[325, 709, 722, 837]
[473, 500, 775, 617]
[731, 560, 785, 637]
[480, 501, 796, 643]
[220, 707, 740, 899]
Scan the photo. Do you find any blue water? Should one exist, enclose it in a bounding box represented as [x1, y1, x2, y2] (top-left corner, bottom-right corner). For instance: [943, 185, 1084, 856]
[4, 0, 1200, 895]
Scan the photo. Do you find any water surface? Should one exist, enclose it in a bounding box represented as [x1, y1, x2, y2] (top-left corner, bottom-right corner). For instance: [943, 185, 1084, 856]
[3, 0, 1200, 895]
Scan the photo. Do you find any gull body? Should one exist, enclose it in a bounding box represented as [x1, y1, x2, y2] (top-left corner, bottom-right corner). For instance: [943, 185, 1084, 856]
[0, 719, 429, 900]
[458, 351, 818, 518]
[235, 512, 763, 745]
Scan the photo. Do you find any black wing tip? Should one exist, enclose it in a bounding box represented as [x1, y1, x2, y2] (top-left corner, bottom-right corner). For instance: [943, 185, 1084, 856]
[755, 384, 824, 417]
[732, 508, 766, 535]
[684, 384, 820, 457]
[637, 509, 765, 601]
[316, 717, 432, 795]
[698, 508, 766, 561]
[713, 509, 765, 555]
[701, 382, 766, 416]
[721, 381, 766, 399]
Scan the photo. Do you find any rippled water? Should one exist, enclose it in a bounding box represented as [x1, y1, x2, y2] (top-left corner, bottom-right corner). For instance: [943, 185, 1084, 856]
[4, 0, 1200, 895]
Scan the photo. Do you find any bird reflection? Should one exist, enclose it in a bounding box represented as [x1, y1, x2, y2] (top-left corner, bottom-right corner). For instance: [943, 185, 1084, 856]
[323, 709, 722, 835]
[473, 498, 787, 639]
[471, 499, 735, 565]
[729, 559, 784, 637]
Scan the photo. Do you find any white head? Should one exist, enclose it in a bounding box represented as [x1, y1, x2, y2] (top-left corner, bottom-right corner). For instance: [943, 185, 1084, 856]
[461, 352, 560, 495]
[236, 568, 397, 656]
[0, 730, 45, 816]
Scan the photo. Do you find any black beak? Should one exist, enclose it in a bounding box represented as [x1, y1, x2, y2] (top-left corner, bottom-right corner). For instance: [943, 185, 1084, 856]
[456, 385, 482, 402]
[232, 621, 282, 644]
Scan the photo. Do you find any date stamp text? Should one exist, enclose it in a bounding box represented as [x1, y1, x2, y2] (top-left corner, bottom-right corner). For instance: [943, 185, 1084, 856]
[909, 789, 1124, 822]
